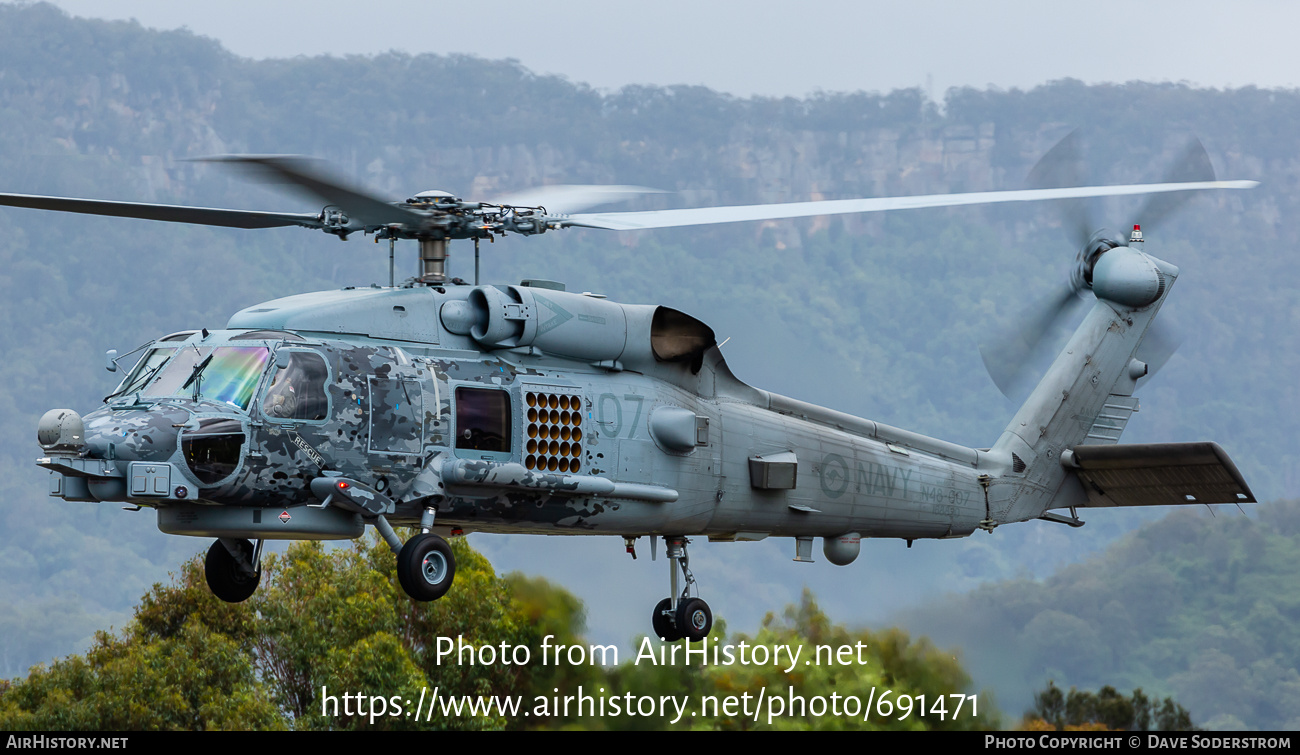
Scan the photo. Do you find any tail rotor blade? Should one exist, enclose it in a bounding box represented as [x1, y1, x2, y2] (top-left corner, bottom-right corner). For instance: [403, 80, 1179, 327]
[1128, 138, 1216, 231]
[1136, 319, 1183, 378]
[979, 281, 1086, 400]
[1026, 129, 1095, 249]
[985, 133, 1209, 401]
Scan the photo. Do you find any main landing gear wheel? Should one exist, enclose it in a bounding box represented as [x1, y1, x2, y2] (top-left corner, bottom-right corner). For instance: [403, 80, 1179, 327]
[652, 598, 680, 642]
[205, 538, 261, 603]
[397, 532, 456, 601]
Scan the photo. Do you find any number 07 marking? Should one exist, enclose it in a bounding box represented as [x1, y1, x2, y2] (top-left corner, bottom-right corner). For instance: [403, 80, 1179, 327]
[597, 393, 645, 439]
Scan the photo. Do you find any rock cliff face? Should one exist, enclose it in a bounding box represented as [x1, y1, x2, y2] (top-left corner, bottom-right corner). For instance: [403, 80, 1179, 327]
[3, 4, 1286, 239]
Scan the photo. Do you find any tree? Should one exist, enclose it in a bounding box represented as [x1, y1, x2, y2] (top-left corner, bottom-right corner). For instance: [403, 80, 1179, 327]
[1023, 681, 1196, 731]
[1, 536, 543, 731]
[503, 572, 608, 729]
[0, 619, 282, 730]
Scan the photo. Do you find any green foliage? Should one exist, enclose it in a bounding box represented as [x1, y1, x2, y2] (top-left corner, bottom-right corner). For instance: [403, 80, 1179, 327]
[502, 572, 607, 729]
[0, 537, 535, 730]
[1026, 681, 1195, 732]
[0, 621, 282, 731]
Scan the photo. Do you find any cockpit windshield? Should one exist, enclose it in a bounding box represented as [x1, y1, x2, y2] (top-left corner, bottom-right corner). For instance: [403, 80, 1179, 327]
[143, 346, 270, 410]
[111, 346, 176, 398]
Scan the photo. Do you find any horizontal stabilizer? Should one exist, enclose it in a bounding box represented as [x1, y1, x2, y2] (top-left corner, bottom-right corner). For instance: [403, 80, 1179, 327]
[1063, 442, 1256, 507]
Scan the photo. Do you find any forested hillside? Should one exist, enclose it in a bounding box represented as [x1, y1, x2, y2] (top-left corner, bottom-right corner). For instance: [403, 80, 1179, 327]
[0, 2, 1296, 729]
[897, 501, 1300, 731]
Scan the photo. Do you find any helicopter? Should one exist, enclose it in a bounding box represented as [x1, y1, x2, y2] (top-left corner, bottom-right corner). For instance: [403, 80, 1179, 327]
[14, 138, 1258, 642]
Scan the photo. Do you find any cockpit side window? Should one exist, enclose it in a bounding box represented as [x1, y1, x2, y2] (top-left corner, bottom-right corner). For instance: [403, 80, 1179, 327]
[455, 387, 512, 453]
[262, 351, 330, 421]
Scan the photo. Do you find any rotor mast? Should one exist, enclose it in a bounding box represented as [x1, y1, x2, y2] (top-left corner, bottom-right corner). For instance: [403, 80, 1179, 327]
[419, 237, 449, 285]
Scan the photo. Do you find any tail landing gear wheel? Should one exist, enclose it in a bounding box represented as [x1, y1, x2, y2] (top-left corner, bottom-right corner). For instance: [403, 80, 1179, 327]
[652, 598, 681, 642]
[205, 539, 260, 603]
[651, 536, 711, 642]
[676, 597, 712, 641]
[397, 533, 456, 601]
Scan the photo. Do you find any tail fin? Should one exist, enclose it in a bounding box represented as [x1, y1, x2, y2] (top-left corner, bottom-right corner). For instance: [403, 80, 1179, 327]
[986, 253, 1179, 522]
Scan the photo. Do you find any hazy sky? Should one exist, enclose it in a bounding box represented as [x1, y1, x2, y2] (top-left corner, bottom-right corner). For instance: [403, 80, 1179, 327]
[35, 0, 1300, 98]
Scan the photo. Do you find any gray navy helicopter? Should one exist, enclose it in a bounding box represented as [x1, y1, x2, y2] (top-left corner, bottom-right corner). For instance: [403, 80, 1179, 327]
[12, 135, 1258, 641]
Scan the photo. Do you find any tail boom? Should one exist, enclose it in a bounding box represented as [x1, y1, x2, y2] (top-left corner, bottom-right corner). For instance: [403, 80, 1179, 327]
[987, 253, 1179, 523]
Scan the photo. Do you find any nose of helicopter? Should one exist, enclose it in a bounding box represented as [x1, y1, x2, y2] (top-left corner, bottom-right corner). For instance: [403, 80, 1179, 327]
[73, 404, 194, 463]
[40, 402, 253, 503]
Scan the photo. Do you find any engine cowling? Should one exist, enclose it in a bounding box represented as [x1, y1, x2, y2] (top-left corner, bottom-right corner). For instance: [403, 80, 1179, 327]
[441, 285, 633, 361]
[440, 286, 716, 373]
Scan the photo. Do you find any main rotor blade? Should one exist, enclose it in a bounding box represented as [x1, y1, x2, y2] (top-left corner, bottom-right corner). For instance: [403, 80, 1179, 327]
[201, 155, 425, 228]
[489, 185, 664, 215]
[0, 192, 323, 229]
[563, 180, 1258, 231]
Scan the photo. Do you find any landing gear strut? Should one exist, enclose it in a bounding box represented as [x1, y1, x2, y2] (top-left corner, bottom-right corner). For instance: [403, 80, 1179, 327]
[205, 538, 262, 603]
[650, 536, 712, 642]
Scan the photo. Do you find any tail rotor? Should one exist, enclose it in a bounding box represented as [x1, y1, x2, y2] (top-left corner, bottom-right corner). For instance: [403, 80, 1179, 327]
[980, 133, 1215, 399]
